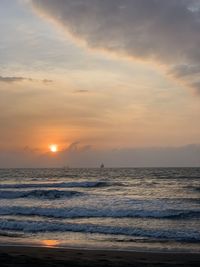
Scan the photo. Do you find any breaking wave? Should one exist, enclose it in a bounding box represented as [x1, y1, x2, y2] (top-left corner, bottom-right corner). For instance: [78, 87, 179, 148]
[0, 219, 199, 242]
[0, 206, 199, 219]
[0, 190, 83, 200]
[0, 181, 109, 189]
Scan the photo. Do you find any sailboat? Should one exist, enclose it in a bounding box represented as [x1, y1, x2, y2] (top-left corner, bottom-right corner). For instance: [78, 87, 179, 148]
[100, 163, 104, 169]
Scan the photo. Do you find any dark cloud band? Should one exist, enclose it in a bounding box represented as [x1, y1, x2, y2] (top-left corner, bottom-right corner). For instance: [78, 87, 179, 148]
[30, 0, 200, 93]
[0, 76, 52, 84]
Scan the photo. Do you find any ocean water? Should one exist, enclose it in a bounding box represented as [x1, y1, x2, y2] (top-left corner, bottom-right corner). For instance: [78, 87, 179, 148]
[0, 168, 199, 252]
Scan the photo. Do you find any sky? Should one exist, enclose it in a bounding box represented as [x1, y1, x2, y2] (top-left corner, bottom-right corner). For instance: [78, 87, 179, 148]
[0, 0, 200, 167]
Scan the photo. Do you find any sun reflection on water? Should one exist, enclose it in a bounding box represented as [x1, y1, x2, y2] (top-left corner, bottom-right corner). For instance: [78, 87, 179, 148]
[42, 239, 60, 247]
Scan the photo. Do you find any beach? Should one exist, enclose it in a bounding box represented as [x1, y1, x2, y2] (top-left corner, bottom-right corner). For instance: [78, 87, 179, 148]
[0, 246, 200, 267]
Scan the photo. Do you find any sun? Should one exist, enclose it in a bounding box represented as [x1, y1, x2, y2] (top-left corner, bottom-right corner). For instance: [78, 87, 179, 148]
[49, 144, 58, 153]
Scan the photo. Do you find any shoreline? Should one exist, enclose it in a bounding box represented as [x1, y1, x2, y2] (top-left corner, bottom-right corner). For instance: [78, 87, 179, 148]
[1, 245, 200, 267]
[0, 242, 200, 254]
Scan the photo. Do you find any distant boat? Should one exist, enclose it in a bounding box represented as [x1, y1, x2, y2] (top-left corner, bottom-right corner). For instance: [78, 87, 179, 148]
[63, 165, 69, 170]
[100, 163, 104, 169]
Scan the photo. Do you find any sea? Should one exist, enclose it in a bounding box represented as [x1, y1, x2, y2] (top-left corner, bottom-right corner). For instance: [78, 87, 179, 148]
[0, 168, 199, 252]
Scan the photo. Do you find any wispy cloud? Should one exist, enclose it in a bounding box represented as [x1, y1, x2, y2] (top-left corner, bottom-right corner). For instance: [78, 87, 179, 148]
[0, 76, 32, 83]
[42, 79, 53, 84]
[0, 75, 53, 84]
[74, 89, 89, 94]
[30, 0, 200, 93]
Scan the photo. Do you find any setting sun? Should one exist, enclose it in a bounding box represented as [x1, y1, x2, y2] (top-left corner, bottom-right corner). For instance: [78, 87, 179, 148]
[49, 144, 58, 153]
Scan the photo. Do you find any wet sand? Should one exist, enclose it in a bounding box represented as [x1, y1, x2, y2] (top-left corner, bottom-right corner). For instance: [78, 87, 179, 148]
[0, 246, 200, 267]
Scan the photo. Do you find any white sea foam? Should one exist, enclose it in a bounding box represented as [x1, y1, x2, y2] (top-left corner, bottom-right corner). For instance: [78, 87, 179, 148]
[0, 206, 199, 219]
[0, 181, 108, 189]
[0, 218, 199, 242]
[0, 190, 83, 199]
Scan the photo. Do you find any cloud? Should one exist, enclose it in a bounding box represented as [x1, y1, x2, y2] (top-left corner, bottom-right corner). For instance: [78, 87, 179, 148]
[42, 79, 53, 84]
[170, 64, 200, 78]
[30, 0, 200, 93]
[66, 141, 80, 152]
[0, 76, 53, 84]
[74, 89, 89, 94]
[191, 80, 200, 92]
[0, 76, 32, 83]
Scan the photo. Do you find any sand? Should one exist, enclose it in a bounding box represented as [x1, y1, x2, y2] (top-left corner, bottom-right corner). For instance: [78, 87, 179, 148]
[0, 246, 200, 267]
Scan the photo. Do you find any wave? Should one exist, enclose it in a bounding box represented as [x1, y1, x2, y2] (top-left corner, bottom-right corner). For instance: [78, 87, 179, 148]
[0, 181, 108, 189]
[187, 185, 200, 192]
[0, 230, 23, 238]
[0, 206, 199, 219]
[0, 219, 199, 242]
[0, 190, 83, 200]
